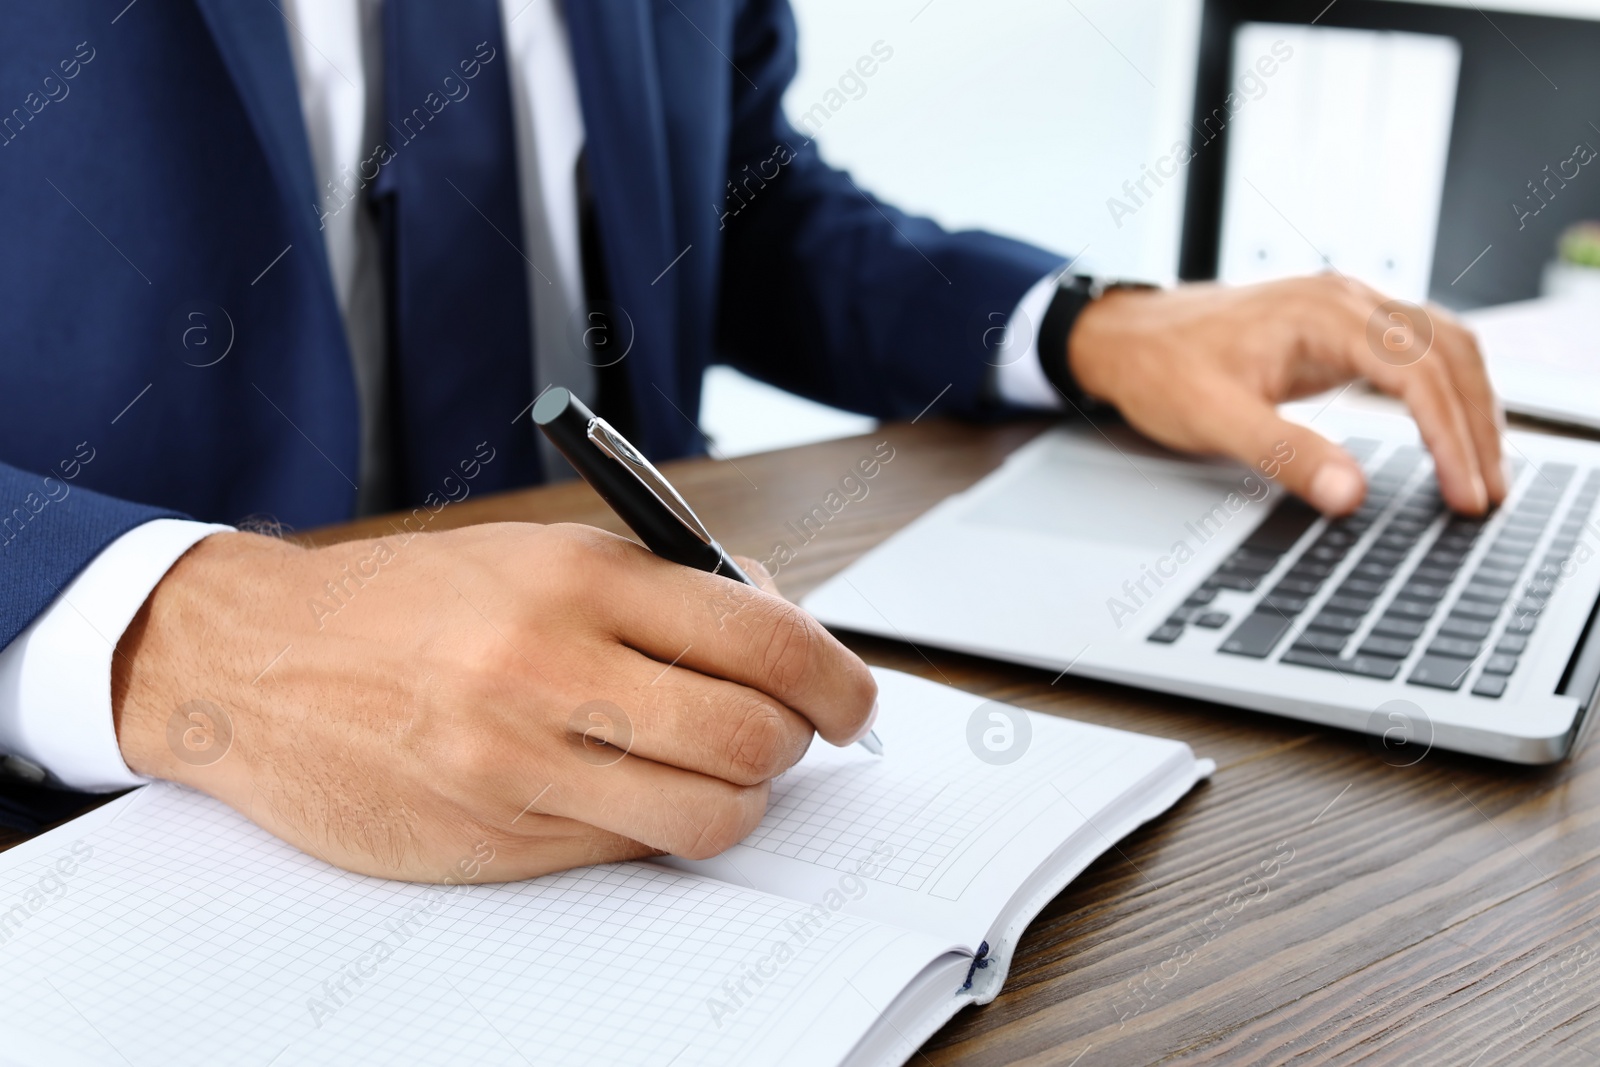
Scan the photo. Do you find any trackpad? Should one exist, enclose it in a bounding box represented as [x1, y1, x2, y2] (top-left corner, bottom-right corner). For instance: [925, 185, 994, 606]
[960, 438, 1272, 553]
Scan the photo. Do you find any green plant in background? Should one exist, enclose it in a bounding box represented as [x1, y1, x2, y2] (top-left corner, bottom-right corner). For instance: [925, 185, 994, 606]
[1559, 222, 1600, 268]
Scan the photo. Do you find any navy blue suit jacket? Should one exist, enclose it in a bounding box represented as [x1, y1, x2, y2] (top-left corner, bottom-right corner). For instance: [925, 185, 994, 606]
[0, 1, 1063, 661]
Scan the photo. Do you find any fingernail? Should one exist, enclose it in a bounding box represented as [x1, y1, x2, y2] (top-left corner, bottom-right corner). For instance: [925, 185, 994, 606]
[1309, 463, 1364, 515]
[844, 700, 880, 747]
[1471, 471, 1489, 513]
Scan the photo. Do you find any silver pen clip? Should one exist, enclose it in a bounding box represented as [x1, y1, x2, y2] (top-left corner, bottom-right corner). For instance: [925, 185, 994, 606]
[586, 417, 715, 546]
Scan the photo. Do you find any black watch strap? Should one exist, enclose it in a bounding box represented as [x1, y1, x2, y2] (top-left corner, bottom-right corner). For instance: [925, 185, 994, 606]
[1037, 274, 1157, 412]
[1036, 275, 1098, 410]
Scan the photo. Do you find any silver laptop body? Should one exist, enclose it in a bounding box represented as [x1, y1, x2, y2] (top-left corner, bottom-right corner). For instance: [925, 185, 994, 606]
[804, 406, 1600, 763]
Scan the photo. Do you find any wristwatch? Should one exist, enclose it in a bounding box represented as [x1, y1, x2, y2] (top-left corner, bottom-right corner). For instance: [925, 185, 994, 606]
[1036, 274, 1159, 411]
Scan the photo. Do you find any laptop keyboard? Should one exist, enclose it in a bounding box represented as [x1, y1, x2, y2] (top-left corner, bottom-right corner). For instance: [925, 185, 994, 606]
[1147, 439, 1600, 698]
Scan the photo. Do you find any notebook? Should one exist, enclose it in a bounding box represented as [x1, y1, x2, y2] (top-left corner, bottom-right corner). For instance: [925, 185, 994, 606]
[0, 668, 1210, 1067]
[1463, 295, 1600, 433]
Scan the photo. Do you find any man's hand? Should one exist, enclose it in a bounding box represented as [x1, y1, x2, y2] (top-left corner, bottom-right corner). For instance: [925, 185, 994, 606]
[111, 524, 878, 883]
[1066, 274, 1506, 516]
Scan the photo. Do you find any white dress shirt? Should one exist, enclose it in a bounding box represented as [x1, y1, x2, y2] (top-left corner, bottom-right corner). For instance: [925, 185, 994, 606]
[0, 0, 1061, 791]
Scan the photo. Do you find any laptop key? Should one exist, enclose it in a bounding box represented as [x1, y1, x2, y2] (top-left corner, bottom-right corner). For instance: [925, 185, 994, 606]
[1278, 648, 1400, 678]
[1387, 600, 1436, 620]
[1280, 647, 1340, 672]
[1325, 595, 1374, 615]
[1148, 622, 1184, 644]
[1260, 594, 1309, 614]
[1346, 654, 1403, 680]
[1438, 616, 1492, 640]
[1505, 614, 1538, 635]
[1294, 630, 1348, 654]
[1483, 653, 1518, 675]
[1413, 566, 1458, 585]
[1408, 654, 1475, 690]
[1451, 600, 1501, 621]
[1358, 635, 1414, 659]
[1307, 612, 1361, 634]
[1398, 581, 1449, 602]
[1457, 583, 1509, 604]
[1195, 611, 1230, 629]
[1185, 587, 1217, 607]
[1494, 633, 1529, 655]
[1240, 497, 1321, 554]
[1206, 572, 1259, 592]
[1339, 578, 1386, 597]
[1273, 578, 1322, 596]
[1471, 673, 1509, 698]
[1219, 612, 1295, 658]
[1427, 636, 1483, 659]
[1372, 615, 1426, 639]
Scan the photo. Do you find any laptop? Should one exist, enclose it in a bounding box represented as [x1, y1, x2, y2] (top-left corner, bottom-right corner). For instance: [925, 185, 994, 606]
[802, 405, 1600, 764]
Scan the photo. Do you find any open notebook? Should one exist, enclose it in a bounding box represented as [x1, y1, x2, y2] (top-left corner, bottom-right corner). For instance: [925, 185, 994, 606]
[0, 669, 1210, 1067]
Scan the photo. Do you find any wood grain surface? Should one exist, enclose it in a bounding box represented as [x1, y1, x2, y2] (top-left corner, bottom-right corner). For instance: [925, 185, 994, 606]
[18, 416, 1600, 1065]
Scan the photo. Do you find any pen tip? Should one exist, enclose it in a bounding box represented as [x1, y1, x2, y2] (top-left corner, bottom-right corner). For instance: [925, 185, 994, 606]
[857, 730, 885, 756]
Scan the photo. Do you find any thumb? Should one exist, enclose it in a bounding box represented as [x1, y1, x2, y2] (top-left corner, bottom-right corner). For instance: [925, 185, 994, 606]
[1215, 394, 1367, 515]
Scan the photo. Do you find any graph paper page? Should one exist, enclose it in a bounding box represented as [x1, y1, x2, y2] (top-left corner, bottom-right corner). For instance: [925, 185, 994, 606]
[0, 784, 950, 1067]
[667, 668, 1203, 945]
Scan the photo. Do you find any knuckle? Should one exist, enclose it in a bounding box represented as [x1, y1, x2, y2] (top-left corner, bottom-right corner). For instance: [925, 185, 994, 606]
[454, 635, 529, 697]
[436, 722, 512, 786]
[546, 523, 636, 572]
[546, 523, 610, 570]
[724, 701, 796, 784]
[681, 786, 766, 858]
[753, 604, 819, 694]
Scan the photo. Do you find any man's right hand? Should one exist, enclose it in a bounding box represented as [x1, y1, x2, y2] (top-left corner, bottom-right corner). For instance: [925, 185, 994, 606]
[110, 523, 879, 883]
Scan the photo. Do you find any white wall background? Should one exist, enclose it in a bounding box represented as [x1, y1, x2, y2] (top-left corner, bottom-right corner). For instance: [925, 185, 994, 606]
[779, 0, 1202, 281]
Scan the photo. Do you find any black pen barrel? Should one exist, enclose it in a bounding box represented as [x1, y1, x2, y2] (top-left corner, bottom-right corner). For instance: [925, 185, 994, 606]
[533, 387, 752, 584]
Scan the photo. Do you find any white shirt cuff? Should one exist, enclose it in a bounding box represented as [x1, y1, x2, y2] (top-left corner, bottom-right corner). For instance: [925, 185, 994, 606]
[993, 271, 1067, 410]
[0, 518, 233, 792]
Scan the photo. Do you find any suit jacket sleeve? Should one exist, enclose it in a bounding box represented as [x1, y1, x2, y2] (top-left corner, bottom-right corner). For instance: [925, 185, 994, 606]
[0, 460, 183, 652]
[715, 0, 1069, 420]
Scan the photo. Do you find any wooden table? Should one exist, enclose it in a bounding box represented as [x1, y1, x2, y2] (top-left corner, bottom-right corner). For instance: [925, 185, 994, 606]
[22, 418, 1600, 1064]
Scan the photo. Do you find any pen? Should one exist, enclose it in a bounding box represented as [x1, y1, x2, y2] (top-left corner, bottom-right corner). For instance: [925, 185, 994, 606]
[533, 387, 884, 756]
